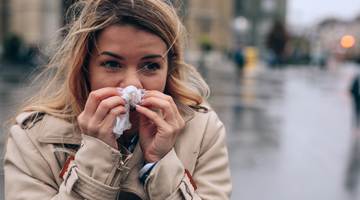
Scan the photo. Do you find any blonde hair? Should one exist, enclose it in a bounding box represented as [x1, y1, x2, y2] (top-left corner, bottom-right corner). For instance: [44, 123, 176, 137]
[8, 0, 209, 133]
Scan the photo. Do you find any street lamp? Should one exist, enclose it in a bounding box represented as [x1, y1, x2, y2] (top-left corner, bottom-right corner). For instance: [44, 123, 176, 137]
[341, 35, 355, 49]
[232, 16, 250, 32]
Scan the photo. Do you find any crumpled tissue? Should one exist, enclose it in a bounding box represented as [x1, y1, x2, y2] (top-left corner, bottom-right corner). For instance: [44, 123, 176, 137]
[113, 85, 146, 139]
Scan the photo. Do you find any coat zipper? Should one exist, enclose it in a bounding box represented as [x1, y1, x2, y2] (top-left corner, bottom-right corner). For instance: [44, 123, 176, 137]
[110, 154, 132, 187]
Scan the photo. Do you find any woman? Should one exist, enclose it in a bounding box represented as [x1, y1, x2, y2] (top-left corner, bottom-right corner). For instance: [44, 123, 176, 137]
[4, 0, 232, 199]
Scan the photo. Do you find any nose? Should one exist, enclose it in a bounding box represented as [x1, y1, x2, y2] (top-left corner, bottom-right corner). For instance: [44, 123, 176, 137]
[119, 69, 142, 89]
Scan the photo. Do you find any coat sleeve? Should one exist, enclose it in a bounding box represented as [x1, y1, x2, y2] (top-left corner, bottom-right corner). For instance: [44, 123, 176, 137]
[4, 125, 122, 200]
[144, 111, 232, 199]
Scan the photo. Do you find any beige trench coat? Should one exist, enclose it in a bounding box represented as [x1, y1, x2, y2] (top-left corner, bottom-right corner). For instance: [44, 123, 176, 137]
[4, 100, 232, 199]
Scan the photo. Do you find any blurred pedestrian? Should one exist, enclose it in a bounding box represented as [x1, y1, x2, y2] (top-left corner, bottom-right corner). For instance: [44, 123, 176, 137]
[235, 48, 245, 69]
[346, 59, 360, 190]
[349, 61, 360, 134]
[3, 0, 232, 199]
[2, 33, 22, 61]
[234, 48, 245, 77]
[266, 20, 288, 68]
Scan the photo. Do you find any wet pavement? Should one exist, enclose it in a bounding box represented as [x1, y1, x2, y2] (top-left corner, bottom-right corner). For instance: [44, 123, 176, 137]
[204, 58, 360, 200]
[1, 58, 360, 199]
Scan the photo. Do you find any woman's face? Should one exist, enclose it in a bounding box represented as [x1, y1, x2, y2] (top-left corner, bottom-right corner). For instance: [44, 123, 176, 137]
[87, 24, 168, 92]
[87, 25, 169, 132]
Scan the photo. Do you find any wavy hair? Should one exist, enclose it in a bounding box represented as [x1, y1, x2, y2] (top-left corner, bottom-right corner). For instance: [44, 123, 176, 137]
[8, 0, 209, 133]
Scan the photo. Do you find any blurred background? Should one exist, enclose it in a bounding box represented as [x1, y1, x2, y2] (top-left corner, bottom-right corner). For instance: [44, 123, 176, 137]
[1, 0, 360, 199]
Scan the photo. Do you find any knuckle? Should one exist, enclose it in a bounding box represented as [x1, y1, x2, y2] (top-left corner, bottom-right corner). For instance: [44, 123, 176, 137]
[77, 114, 85, 126]
[167, 126, 175, 134]
[109, 108, 120, 116]
[173, 123, 180, 131]
[179, 120, 185, 128]
[108, 109, 116, 117]
[88, 91, 99, 99]
[161, 126, 171, 134]
[77, 113, 83, 121]
[78, 121, 86, 129]
[100, 101, 111, 109]
[164, 102, 171, 109]
[166, 96, 173, 103]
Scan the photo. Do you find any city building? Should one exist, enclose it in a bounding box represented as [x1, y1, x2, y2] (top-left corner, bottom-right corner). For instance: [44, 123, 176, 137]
[350, 16, 360, 59]
[309, 17, 360, 63]
[0, 0, 234, 59]
[0, 0, 63, 49]
[181, 0, 233, 52]
[232, 0, 287, 51]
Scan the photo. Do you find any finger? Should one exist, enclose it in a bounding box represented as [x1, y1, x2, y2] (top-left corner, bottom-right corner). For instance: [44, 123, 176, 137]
[140, 97, 176, 123]
[84, 87, 123, 115]
[142, 90, 169, 101]
[94, 96, 125, 123]
[142, 91, 180, 120]
[101, 105, 127, 131]
[136, 106, 170, 130]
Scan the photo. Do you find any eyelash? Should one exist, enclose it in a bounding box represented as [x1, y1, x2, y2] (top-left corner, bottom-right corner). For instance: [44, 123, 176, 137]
[102, 61, 121, 69]
[141, 63, 160, 71]
[101, 61, 160, 72]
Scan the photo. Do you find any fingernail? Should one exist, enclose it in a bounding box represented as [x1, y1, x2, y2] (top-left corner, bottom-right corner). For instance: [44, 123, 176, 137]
[136, 105, 141, 108]
[117, 87, 123, 95]
[141, 94, 145, 98]
[145, 90, 150, 94]
[139, 99, 145, 104]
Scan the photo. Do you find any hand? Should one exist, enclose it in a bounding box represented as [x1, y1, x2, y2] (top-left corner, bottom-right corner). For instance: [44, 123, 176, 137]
[136, 91, 185, 163]
[78, 87, 126, 150]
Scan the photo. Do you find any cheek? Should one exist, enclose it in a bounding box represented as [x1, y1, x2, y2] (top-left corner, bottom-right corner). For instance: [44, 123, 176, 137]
[89, 74, 120, 91]
[158, 70, 169, 92]
[159, 79, 167, 92]
[88, 76, 101, 91]
[87, 66, 109, 91]
[142, 73, 168, 92]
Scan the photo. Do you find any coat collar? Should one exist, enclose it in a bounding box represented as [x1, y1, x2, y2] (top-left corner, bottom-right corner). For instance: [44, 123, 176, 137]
[16, 99, 195, 145]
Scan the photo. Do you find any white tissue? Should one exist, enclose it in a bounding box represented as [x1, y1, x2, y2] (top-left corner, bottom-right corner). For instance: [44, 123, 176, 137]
[113, 85, 146, 139]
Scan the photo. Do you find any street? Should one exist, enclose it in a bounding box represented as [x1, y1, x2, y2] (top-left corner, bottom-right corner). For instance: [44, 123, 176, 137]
[1, 58, 360, 199]
[205, 57, 359, 200]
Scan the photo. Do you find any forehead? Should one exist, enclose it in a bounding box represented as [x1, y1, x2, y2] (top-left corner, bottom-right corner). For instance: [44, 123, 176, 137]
[93, 25, 168, 58]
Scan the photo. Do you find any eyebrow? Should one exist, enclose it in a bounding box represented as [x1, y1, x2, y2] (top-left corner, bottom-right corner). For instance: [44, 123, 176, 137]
[97, 51, 165, 61]
[97, 52, 124, 60]
[141, 55, 165, 61]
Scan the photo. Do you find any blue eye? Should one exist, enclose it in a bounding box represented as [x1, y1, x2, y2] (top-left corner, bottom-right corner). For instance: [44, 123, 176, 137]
[142, 63, 160, 71]
[104, 61, 121, 69]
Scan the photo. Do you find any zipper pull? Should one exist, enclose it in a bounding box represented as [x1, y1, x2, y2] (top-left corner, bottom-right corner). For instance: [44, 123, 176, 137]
[117, 159, 124, 170]
[117, 159, 131, 174]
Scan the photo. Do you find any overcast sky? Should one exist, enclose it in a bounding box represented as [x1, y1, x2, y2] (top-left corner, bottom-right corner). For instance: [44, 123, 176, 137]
[287, 0, 360, 27]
